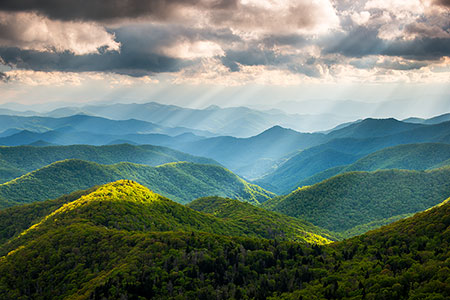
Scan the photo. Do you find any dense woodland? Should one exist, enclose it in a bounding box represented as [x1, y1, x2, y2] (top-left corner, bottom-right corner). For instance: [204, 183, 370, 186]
[0, 180, 449, 299]
[263, 167, 450, 233]
[0, 159, 273, 208]
[0, 115, 449, 299]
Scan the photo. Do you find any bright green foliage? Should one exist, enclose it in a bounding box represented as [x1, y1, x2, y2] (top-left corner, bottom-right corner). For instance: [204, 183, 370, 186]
[297, 143, 450, 187]
[0, 187, 99, 245]
[188, 196, 335, 244]
[0, 180, 449, 299]
[0, 144, 218, 183]
[263, 167, 450, 233]
[0, 182, 327, 251]
[0, 159, 274, 208]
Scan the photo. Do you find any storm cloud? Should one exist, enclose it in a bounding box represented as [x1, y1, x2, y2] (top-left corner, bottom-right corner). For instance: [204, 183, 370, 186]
[0, 0, 237, 22]
[0, 0, 448, 82]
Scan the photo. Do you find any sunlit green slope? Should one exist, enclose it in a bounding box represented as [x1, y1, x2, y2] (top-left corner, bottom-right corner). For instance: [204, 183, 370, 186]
[0, 181, 449, 299]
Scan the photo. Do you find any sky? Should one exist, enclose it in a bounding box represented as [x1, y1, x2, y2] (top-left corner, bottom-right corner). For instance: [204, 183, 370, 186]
[0, 0, 449, 116]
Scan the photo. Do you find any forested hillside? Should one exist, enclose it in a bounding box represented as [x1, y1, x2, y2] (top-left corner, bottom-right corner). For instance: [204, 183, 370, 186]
[0, 180, 449, 299]
[188, 196, 334, 243]
[0, 159, 273, 208]
[0, 144, 218, 183]
[263, 167, 450, 232]
[296, 143, 450, 187]
[257, 121, 450, 194]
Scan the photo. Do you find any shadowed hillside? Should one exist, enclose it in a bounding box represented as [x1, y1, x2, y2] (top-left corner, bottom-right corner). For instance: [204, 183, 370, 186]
[0, 159, 273, 208]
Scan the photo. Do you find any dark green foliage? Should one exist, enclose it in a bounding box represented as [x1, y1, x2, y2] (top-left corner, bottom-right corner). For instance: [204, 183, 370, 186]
[0, 143, 218, 183]
[0, 187, 99, 245]
[0, 180, 449, 299]
[263, 167, 450, 232]
[257, 121, 450, 194]
[188, 196, 335, 243]
[0, 159, 274, 208]
[274, 197, 450, 299]
[297, 143, 450, 187]
[326, 118, 424, 139]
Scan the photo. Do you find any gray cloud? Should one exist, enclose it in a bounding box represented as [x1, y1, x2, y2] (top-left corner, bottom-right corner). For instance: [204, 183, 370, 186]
[0, 0, 237, 22]
[0, 0, 448, 80]
[434, 0, 450, 8]
[0, 23, 241, 75]
[323, 26, 450, 60]
[0, 71, 10, 82]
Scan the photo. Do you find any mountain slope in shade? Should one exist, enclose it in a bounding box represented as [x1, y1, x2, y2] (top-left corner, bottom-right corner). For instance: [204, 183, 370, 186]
[296, 143, 450, 188]
[257, 120, 450, 194]
[403, 112, 450, 125]
[176, 125, 327, 179]
[0, 114, 214, 137]
[0, 181, 449, 299]
[44, 101, 351, 137]
[326, 117, 424, 139]
[188, 196, 334, 244]
[262, 167, 450, 233]
[0, 159, 274, 208]
[0, 128, 204, 147]
[0, 144, 218, 183]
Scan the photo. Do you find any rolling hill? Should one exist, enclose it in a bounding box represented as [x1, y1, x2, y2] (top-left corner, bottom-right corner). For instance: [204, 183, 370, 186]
[0, 181, 330, 251]
[262, 167, 450, 233]
[257, 121, 450, 194]
[0, 180, 449, 299]
[0, 128, 204, 147]
[326, 118, 424, 139]
[0, 159, 273, 208]
[0, 114, 214, 137]
[188, 196, 334, 244]
[403, 112, 450, 125]
[295, 143, 450, 187]
[0, 144, 218, 183]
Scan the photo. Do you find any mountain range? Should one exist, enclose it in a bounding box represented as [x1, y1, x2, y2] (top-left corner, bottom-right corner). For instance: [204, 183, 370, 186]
[0, 102, 353, 137]
[0, 179, 449, 299]
[256, 119, 450, 193]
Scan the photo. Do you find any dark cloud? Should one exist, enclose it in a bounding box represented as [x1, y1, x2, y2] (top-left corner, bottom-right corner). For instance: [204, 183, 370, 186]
[433, 0, 450, 8]
[219, 46, 323, 77]
[0, 25, 192, 76]
[349, 57, 428, 71]
[220, 49, 288, 72]
[0, 71, 10, 82]
[0, 24, 240, 75]
[0, 47, 187, 76]
[261, 34, 308, 48]
[0, 0, 237, 22]
[323, 26, 450, 60]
